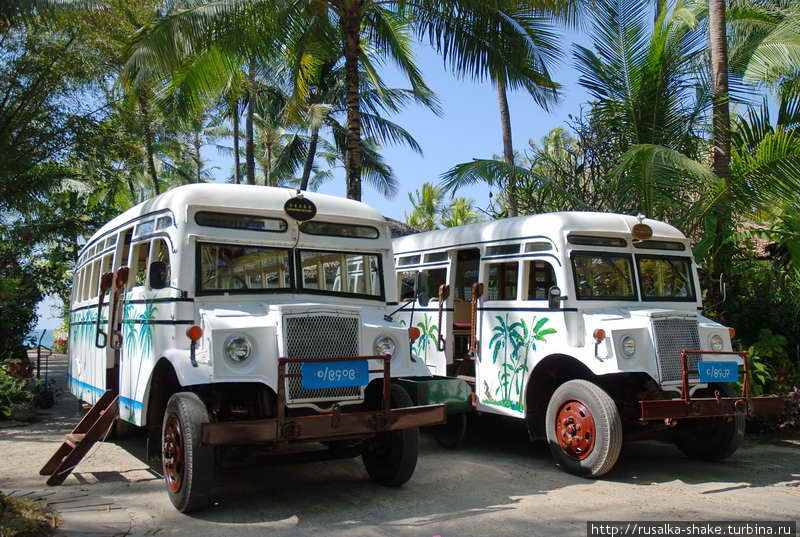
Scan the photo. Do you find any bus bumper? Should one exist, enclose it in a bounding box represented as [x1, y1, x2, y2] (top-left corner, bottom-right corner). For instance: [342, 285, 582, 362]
[201, 354, 446, 446]
[639, 349, 784, 420]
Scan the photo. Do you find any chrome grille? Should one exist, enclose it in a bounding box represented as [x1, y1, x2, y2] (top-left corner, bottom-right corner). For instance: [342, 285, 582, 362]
[283, 314, 362, 405]
[652, 317, 701, 383]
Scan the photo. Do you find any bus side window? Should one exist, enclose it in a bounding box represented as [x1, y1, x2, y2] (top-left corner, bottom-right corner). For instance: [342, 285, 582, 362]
[81, 263, 92, 300]
[89, 259, 102, 299]
[420, 268, 447, 303]
[130, 241, 151, 288]
[486, 262, 518, 300]
[118, 229, 133, 268]
[149, 239, 171, 289]
[526, 260, 556, 300]
[100, 254, 113, 280]
[398, 270, 417, 301]
[74, 268, 83, 303]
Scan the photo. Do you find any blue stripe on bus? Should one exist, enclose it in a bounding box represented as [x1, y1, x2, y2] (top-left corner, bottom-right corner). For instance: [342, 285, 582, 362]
[68, 375, 144, 410]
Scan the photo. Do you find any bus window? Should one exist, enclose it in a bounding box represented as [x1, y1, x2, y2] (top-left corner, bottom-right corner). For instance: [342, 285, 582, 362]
[527, 260, 556, 300]
[487, 262, 518, 301]
[420, 268, 446, 303]
[118, 229, 132, 268]
[149, 239, 171, 290]
[89, 259, 101, 299]
[100, 253, 113, 279]
[455, 249, 480, 301]
[398, 271, 417, 301]
[131, 241, 150, 288]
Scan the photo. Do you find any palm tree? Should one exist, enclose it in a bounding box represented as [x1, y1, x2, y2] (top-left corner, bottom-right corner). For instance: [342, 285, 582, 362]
[405, 183, 444, 231]
[441, 198, 483, 228]
[126, 1, 570, 201]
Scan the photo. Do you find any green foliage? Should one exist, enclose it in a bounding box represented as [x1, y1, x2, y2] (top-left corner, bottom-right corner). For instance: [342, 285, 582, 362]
[0, 491, 59, 537]
[0, 368, 34, 419]
[405, 182, 482, 230]
[746, 329, 796, 396]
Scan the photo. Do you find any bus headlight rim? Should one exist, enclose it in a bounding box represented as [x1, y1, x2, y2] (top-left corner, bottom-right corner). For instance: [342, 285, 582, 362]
[224, 334, 253, 363]
[621, 335, 636, 358]
[710, 334, 724, 352]
[374, 335, 397, 357]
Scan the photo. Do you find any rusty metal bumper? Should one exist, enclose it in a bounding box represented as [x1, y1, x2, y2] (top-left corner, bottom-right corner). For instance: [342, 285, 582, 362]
[201, 354, 446, 446]
[202, 403, 446, 446]
[639, 349, 785, 421]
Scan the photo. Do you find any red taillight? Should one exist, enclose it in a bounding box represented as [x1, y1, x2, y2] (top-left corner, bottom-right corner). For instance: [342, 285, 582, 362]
[186, 325, 203, 341]
[728, 327, 736, 339]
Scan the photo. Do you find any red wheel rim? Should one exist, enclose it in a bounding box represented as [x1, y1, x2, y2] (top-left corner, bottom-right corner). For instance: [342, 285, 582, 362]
[555, 399, 596, 460]
[163, 415, 184, 493]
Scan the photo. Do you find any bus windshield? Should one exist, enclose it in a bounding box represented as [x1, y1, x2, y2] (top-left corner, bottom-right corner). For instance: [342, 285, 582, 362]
[572, 252, 636, 300]
[636, 255, 695, 300]
[298, 249, 383, 298]
[198, 243, 291, 293]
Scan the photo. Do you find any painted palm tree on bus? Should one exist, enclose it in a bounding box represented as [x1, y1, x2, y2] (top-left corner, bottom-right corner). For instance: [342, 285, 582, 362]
[489, 314, 521, 405]
[414, 314, 439, 364]
[511, 316, 556, 407]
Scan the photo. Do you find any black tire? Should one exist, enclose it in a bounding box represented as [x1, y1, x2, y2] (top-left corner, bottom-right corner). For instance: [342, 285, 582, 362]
[432, 412, 468, 450]
[162, 392, 214, 513]
[673, 384, 744, 462]
[545, 380, 623, 478]
[362, 384, 419, 486]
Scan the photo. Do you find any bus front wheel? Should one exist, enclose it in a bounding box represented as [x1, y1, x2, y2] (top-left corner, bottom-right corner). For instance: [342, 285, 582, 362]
[545, 380, 622, 478]
[162, 392, 214, 513]
[362, 384, 419, 486]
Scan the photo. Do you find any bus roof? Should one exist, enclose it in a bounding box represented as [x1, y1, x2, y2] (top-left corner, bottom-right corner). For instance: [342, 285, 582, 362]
[80, 184, 385, 255]
[393, 211, 688, 254]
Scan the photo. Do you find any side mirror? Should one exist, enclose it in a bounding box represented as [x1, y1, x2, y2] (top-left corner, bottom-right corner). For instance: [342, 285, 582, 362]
[148, 261, 169, 290]
[548, 285, 562, 309]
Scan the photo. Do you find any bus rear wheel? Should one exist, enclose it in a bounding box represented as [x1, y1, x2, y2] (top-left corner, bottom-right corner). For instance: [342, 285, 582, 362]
[545, 380, 622, 478]
[362, 384, 419, 486]
[162, 392, 214, 513]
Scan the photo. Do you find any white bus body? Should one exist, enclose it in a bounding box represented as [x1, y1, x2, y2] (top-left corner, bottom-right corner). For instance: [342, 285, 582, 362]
[66, 184, 460, 511]
[392, 212, 782, 476]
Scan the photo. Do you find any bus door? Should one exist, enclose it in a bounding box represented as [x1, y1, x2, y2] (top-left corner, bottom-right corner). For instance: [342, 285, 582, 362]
[395, 254, 449, 375]
[448, 248, 480, 378]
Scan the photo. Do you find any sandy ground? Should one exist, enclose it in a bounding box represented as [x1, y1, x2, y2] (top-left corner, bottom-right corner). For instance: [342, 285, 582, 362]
[1, 355, 798, 537]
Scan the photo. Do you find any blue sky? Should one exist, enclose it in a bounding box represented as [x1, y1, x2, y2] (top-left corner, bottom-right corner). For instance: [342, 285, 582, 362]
[36, 29, 594, 332]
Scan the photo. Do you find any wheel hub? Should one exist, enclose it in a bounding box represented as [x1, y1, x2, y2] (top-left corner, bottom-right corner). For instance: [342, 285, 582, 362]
[555, 399, 596, 460]
[163, 415, 184, 493]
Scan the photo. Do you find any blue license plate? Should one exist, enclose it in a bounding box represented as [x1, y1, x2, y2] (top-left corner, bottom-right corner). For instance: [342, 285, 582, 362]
[698, 361, 739, 383]
[301, 360, 369, 390]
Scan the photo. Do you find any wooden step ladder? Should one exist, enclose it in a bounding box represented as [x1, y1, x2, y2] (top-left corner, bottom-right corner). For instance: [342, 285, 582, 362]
[40, 390, 119, 486]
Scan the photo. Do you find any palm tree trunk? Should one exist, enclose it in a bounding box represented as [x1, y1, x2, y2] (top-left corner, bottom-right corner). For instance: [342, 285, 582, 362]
[232, 99, 241, 184]
[709, 0, 733, 298]
[341, 8, 363, 201]
[138, 92, 160, 196]
[194, 133, 202, 183]
[127, 175, 136, 202]
[497, 79, 517, 217]
[300, 125, 320, 191]
[265, 145, 272, 186]
[245, 60, 256, 186]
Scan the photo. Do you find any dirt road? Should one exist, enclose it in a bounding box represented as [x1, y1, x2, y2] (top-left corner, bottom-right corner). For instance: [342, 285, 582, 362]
[1, 356, 798, 537]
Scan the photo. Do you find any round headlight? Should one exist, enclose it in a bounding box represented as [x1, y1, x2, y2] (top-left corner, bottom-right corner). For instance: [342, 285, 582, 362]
[621, 336, 636, 357]
[710, 334, 724, 351]
[374, 335, 397, 356]
[224, 334, 253, 363]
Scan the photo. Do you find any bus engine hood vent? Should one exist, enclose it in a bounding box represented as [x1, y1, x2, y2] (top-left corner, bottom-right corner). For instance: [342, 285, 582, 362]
[651, 317, 701, 383]
[281, 311, 363, 407]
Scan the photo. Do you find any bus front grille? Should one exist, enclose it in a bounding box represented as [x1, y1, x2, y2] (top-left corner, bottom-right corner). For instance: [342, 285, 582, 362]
[283, 314, 363, 406]
[652, 318, 701, 383]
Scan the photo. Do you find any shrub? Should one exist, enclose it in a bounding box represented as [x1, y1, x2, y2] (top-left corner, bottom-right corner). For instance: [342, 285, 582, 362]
[0, 492, 59, 537]
[0, 368, 33, 420]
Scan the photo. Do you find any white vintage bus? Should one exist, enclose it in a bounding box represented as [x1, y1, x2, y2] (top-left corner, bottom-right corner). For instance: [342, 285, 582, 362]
[59, 184, 468, 512]
[392, 212, 782, 477]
